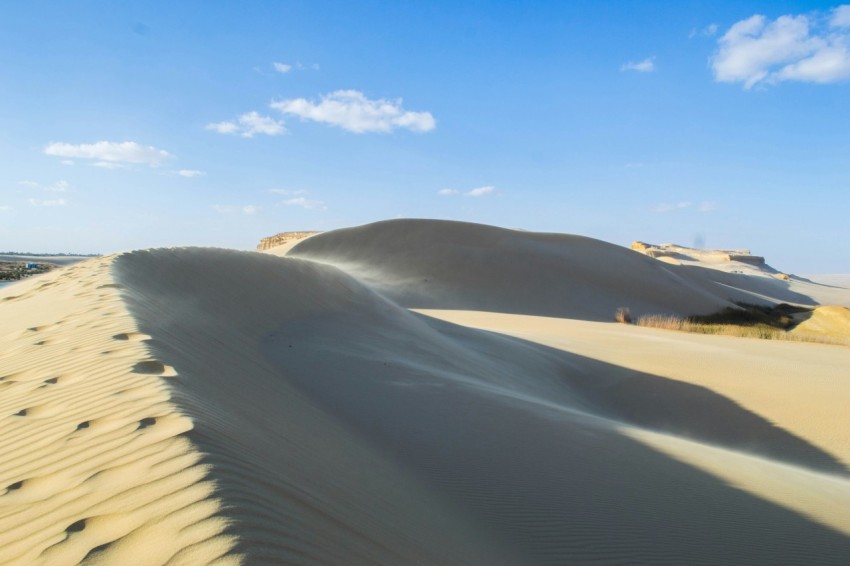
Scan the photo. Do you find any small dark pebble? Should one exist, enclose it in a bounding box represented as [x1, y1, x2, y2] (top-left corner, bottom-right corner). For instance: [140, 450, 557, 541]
[76, 421, 90, 430]
[7, 480, 23, 491]
[138, 417, 156, 429]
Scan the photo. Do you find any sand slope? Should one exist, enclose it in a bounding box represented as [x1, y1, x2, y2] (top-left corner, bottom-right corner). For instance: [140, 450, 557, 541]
[285, 219, 846, 320]
[3, 219, 850, 564]
[0, 259, 237, 565]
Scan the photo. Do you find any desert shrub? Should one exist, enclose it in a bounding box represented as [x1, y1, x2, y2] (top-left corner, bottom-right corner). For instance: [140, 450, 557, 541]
[615, 307, 632, 324]
[636, 305, 847, 346]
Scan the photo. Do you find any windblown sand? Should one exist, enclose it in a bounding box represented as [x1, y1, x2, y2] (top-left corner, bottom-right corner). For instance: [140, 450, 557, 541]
[2, 219, 850, 564]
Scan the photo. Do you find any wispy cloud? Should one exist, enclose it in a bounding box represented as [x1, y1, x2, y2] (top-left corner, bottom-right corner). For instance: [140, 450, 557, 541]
[438, 185, 496, 197]
[280, 197, 326, 210]
[653, 201, 717, 213]
[93, 161, 125, 169]
[690, 23, 719, 38]
[271, 90, 436, 133]
[20, 179, 70, 192]
[29, 198, 68, 207]
[44, 141, 172, 167]
[712, 6, 850, 88]
[269, 61, 318, 74]
[176, 169, 205, 178]
[0, 205, 11, 212]
[269, 188, 308, 196]
[621, 57, 656, 72]
[60, 160, 74, 166]
[207, 111, 285, 137]
[212, 204, 259, 215]
[466, 185, 495, 197]
[833, 5, 850, 27]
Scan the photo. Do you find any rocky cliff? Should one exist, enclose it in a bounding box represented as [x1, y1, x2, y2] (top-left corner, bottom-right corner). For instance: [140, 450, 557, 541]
[257, 231, 320, 252]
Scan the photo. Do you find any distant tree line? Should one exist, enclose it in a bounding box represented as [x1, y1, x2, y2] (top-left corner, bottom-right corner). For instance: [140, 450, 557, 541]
[0, 252, 101, 257]
[0, 262, 54, 281]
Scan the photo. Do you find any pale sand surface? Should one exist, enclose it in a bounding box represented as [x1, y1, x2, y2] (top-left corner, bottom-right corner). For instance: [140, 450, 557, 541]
[415, 309, 850, 535]
[3, 219, 850, 564]
[0, 259, 237, 565]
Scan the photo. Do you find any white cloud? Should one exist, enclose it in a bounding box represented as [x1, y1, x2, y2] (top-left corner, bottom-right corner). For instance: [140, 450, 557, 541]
[272, 62, 292, 73]
[177, 169, 205, 178]
[212, 204, 260, 215]
[206, 111, 285, 137]
[653, 201, 717, 213]
[0, 205, 11, 211]
[621, 57, 656, 72]
[93, 161, 125, 169]
[269, 188, 307, 196]
[19, 179, 70, 192]
[711, 9, 850, 88]
[271, 89, 436, 133]
[438, 186, 496, 197]
[691, 23, 720, 38]
[44, 141, 172, 167]
[29, 198, 68, 207]
[466, 185, 495, 197]
[206, 121, 239, 134]
[833, 5, 850, 28]
[281, 197, 326, 210]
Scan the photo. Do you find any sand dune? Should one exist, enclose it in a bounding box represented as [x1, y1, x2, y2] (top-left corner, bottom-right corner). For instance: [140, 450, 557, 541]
[285, 219, 848, 320]
[3, 219, 850, 564]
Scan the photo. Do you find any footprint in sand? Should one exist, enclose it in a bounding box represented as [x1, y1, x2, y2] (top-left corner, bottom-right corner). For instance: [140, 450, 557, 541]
[14, 403, 65, 418]
[65, 519, 86, 536]
[131, 360, 177, 377]
[112, 332, 152, 342]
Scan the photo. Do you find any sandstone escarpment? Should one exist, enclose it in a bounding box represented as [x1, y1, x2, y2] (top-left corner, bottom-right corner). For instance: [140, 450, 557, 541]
[257, 231, 320, 252]
[630, 241, 787, 278]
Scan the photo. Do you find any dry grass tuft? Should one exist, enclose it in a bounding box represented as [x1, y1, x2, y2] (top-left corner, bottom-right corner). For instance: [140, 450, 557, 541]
[615, 307, 632, 324]
[636, 309, 849, 346]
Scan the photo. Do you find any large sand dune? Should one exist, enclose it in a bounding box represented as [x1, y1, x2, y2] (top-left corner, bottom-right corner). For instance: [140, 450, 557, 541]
[3, 219, 850, 564]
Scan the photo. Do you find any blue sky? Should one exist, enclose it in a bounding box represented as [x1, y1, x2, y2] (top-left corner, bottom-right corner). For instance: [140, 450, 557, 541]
[1, 1, 848, 273]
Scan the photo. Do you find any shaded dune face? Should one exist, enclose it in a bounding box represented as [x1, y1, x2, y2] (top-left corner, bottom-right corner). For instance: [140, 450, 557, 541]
[286, 219, 828, 321]
[114, 246, 850, 565]
[285, 219, 734, 320]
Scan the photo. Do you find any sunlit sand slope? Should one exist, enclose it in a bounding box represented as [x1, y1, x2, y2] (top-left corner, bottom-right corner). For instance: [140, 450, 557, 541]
[0, 259, 237, 565]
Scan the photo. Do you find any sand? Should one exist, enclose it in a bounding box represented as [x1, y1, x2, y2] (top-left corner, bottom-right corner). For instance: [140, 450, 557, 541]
[2, 219, 850, 564]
